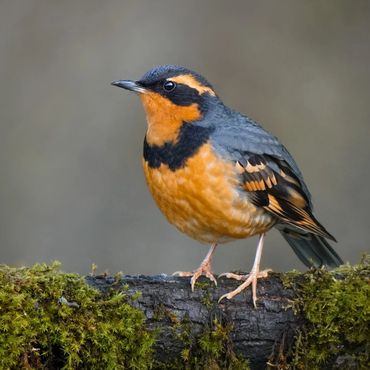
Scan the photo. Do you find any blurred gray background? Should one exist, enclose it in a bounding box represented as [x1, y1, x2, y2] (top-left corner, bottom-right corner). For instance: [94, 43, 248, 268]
[1, 1, 369, 275]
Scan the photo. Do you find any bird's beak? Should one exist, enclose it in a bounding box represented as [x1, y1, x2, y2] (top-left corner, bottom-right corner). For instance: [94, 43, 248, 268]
[111, 79, 146, 93]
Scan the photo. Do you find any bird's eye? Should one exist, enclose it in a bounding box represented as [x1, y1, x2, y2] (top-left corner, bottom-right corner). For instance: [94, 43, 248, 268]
[163, 80, 176, 92]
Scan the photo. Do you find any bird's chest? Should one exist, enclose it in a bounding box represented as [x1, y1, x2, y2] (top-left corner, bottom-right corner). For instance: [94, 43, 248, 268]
[142, 143, 271, 243]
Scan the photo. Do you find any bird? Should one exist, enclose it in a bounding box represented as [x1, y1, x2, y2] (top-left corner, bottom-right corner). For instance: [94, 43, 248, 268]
[111, 65, 343, 307]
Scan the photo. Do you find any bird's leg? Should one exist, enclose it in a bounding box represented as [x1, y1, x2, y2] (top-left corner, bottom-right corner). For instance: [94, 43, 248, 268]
[173, 243, 217, 291]
[219, 234, 270, 307]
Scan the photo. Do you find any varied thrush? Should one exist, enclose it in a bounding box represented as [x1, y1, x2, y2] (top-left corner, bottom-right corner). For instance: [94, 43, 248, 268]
[112, 65, 343, 307]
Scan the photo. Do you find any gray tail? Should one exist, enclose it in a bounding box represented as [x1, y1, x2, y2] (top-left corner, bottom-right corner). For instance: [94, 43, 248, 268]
[279, 228, 343, 268]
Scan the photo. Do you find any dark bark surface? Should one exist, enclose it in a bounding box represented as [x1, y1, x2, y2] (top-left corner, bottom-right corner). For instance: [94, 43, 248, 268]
[86, 273, 302, 369]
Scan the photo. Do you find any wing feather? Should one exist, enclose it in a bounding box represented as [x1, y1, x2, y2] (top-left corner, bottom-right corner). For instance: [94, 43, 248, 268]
[236, 153, 336, 241]
[207, 110, 335, 240]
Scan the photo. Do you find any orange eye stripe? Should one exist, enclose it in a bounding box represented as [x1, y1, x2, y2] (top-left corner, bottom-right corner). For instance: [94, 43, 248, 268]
[171, 74, 216, 96]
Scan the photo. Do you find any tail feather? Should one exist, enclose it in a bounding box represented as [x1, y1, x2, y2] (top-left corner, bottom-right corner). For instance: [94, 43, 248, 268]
[279, 228, 343, 268]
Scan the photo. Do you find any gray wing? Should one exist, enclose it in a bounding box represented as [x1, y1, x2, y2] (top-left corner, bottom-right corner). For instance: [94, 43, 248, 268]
[209, 111, 312, 207]
[206, 109, 338, 257]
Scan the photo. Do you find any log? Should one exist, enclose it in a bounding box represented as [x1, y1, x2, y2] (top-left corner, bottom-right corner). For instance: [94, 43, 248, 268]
[86, 273, 300, 369]
[1, 261, 367, 369]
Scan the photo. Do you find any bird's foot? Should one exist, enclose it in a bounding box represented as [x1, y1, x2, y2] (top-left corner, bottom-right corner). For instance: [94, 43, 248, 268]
[218, 269, 271, 307]
[173, 260, 217, 291]
[218, 271, 249, 281]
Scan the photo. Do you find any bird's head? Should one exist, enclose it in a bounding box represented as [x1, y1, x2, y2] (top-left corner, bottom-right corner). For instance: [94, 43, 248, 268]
[112, 65, 217, 146]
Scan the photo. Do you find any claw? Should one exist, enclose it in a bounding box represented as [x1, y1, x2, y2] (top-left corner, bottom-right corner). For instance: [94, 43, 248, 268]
[218, 269, 271, 306]
[218, 272, 248, 281]
[218, 234, 271, 307]
[173, 243, 218, 291]
[173, 271, 192, 277]
[174, 266, 217, 291]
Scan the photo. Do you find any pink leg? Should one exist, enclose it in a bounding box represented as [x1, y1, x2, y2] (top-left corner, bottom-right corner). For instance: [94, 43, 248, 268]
[173, 243, 218, 291]
[219, 234, 271, 307]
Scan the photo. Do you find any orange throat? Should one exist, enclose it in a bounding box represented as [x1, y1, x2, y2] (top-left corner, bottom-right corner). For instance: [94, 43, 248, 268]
[140, 92, 201, 146]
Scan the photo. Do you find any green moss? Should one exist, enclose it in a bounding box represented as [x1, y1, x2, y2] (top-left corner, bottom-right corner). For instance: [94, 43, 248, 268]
[156, 314, 250, 370]
[0, 262, 155, 369]
[153, 303, 179, 324]
[194, 280, 214, 290]
[281, 255, 370, 370]
[4, 258, 367, 370]
[194, 319, 249, 370]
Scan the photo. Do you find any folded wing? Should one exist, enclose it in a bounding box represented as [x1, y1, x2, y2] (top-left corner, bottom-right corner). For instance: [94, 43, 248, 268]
[236, 153, 336, 241]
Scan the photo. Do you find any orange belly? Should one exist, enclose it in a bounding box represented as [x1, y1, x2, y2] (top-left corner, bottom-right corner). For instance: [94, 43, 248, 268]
[142, 143, 275, 244]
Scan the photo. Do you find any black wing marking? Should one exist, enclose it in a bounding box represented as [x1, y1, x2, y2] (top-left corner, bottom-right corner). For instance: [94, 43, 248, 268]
[236, 153, 335, 241]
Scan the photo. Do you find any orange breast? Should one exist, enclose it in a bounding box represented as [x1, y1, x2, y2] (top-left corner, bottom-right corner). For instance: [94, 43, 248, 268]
[142, 143, 275, 244]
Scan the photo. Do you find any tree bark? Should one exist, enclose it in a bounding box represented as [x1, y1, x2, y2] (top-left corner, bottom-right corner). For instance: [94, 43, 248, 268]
[86, 273, 301, 369]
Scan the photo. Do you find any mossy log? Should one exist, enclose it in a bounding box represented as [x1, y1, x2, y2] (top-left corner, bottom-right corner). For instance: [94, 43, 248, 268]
[86, 273, 299, 369]
[1, 260, 368, 369]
